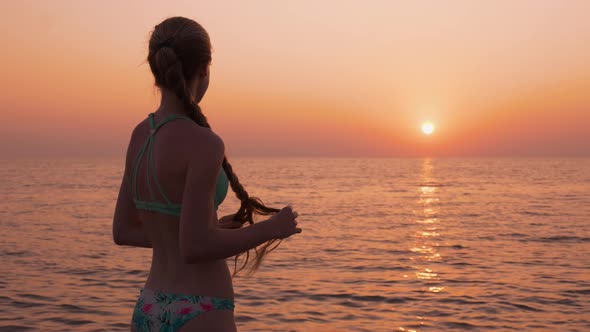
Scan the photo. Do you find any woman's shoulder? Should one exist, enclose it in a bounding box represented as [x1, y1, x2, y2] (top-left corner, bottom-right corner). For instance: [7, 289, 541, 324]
[129, 115, 219, 141]
[155, 118, 225, 159]
[126, 115, 221, 152]
[173, 121, 224, 148]
[126, 116, 224, 168]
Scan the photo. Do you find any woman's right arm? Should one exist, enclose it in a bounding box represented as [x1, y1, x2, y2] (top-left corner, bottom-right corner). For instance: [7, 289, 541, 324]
[178, 131, 279, 263]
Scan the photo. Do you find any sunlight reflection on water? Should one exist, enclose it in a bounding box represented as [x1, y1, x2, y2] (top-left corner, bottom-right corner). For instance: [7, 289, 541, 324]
[1, 157, 589, 331]
[398, 159, 445, 330]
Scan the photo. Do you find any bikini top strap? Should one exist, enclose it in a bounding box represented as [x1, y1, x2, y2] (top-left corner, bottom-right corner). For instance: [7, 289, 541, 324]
[134, 112, 195, 205]
[149, 113, 156, 129]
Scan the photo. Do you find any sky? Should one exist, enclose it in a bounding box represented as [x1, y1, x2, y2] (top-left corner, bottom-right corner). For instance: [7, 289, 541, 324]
[1, 0, 589, 158]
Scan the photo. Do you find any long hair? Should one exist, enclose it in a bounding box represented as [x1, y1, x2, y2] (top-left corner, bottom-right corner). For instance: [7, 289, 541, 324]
[146, 16, 282, 277]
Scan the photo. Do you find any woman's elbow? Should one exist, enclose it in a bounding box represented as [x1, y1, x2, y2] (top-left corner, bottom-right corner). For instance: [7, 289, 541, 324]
[113, 230, 126, 246]
[112, 225, 121, 245]
[112, 221, 129, 246]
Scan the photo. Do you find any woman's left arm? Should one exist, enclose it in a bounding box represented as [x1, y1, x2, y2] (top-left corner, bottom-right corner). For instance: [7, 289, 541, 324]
[112, 130, 152, 248]
[112, 172, 152, 248]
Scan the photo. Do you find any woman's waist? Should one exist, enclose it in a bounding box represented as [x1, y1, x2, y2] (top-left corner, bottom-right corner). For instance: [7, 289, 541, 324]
[145, 257, 234, 298]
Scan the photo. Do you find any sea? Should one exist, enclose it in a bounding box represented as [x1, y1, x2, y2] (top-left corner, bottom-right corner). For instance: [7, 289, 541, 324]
[1, 157, 589, 331]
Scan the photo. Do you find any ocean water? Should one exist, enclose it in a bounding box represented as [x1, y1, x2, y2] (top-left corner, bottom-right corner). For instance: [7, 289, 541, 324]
[1, 157, 589, 331]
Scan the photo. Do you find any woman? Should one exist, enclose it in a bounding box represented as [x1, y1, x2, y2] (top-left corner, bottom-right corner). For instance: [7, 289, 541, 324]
[112, 16, 302, 332]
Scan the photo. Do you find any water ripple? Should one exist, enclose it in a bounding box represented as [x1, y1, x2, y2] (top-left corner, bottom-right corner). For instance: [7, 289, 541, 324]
[1, 157, 589, 331]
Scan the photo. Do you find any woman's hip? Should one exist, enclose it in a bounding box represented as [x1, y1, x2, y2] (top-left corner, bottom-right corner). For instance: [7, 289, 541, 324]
[131, 287, 235, 332]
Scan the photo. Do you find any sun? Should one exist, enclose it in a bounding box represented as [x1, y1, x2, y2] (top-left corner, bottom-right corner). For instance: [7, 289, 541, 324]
[421, 122, 435, 135]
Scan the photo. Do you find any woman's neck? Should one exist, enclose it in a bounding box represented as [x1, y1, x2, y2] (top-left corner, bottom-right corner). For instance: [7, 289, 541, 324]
[156, 88, 195, 116]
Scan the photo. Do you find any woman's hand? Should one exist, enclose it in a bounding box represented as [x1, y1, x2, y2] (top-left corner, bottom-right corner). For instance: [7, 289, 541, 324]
[268, 205, 301, 239]
[217, 213, 243, 229]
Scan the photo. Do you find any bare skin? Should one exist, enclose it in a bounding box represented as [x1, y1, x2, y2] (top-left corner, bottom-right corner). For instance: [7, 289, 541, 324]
[123, 68, 235, 331]
[115, 65, 301, 331]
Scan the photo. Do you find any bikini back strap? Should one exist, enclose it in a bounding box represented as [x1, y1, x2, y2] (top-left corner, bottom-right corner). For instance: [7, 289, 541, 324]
[130, 112, 194, 205]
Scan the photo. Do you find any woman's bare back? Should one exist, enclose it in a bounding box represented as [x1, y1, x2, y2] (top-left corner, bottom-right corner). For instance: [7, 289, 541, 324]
[126, 110, 235, 298]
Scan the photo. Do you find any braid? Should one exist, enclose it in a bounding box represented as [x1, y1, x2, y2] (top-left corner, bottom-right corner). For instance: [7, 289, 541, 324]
[148, 25, 283, 277]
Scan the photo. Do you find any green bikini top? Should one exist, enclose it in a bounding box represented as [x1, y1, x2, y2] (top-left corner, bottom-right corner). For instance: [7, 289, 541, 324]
[129, 112, 229, 216]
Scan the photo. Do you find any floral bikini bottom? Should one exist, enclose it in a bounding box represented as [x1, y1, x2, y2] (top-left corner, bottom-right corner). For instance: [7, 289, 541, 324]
[131, 287, 236, 331]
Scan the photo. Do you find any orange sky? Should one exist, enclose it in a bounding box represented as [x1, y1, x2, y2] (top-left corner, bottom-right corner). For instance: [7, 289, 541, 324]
[1, 0, 589, 157]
